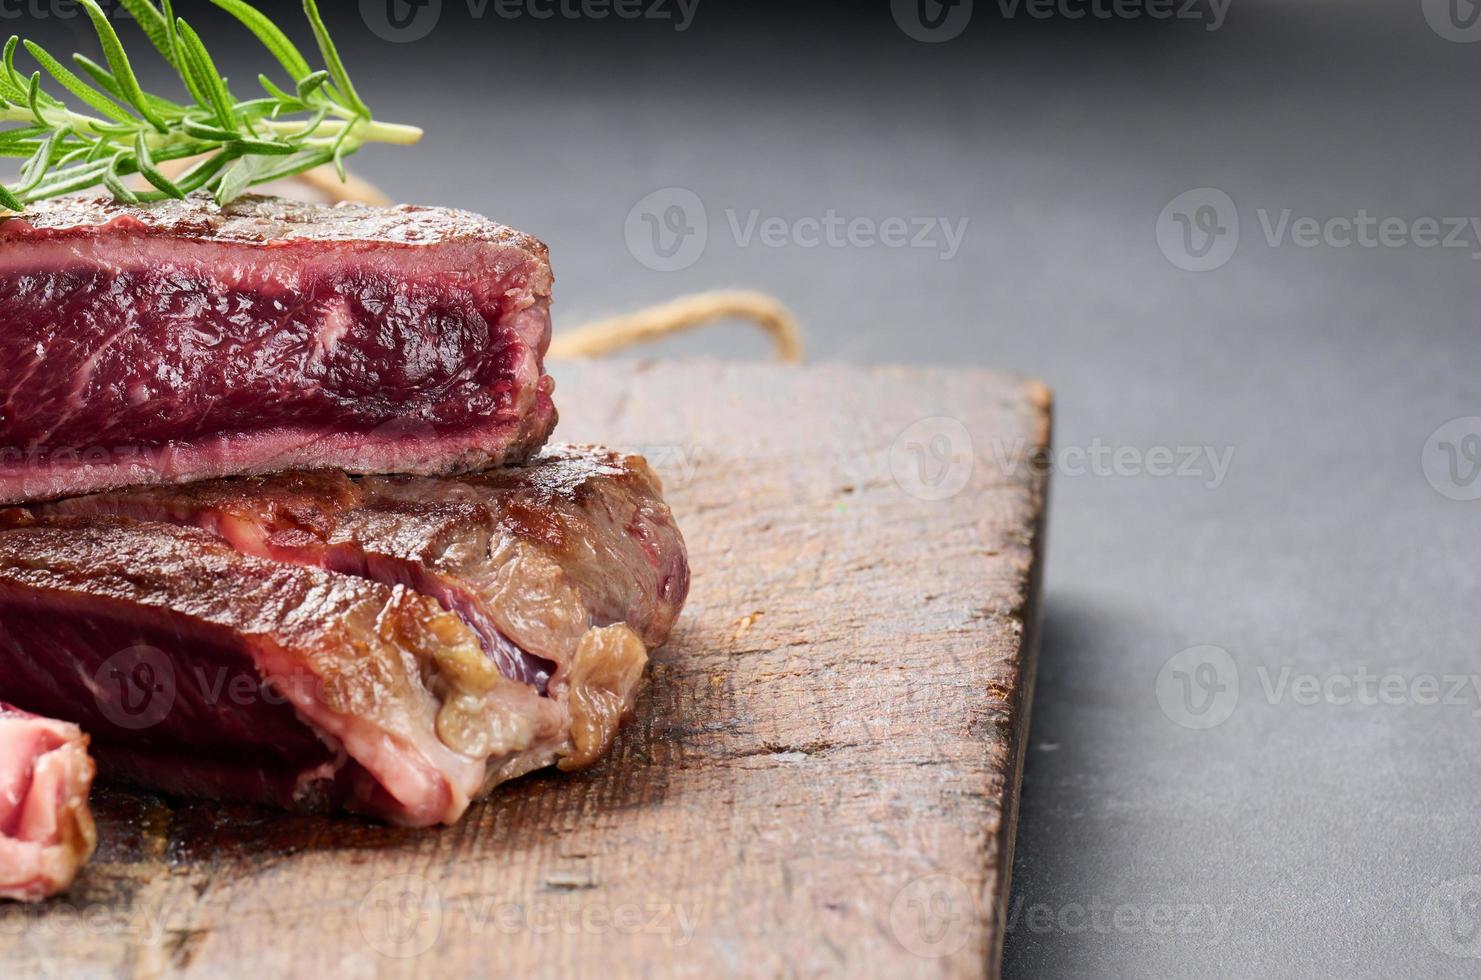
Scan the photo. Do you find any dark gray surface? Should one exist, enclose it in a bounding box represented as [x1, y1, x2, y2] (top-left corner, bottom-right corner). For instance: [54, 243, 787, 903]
[19, 1, 1481, 975]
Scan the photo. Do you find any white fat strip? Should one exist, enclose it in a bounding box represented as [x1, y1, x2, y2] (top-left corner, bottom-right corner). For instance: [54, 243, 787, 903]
[312, 298, 354, 360]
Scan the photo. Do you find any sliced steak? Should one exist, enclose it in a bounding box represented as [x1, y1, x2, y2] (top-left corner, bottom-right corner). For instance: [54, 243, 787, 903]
[0, 518, 580, 826]
[44, 445, 690, 747]
[0, 194, 555, 504]
[0, 704, 96, 901]
[2, 449, 688, 823]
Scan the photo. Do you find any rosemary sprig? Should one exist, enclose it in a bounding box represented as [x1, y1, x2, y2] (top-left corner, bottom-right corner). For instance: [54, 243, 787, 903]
[0, 0, 421, 211]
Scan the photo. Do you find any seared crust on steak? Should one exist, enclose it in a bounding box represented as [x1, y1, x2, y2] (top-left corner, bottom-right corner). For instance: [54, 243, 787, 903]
[45, 445, 689, 660]
[0, 194, 549, 254]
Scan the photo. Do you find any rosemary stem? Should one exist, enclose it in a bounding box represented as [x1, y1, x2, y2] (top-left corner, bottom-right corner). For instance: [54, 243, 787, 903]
[0, 103, 111, 139]
[351, 120, 423, 146]
[257, 117, 423, 146]
[0, 103, 423, 151]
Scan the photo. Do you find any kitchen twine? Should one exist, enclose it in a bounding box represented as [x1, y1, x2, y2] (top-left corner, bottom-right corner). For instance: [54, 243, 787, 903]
[240, 165, 807, 364]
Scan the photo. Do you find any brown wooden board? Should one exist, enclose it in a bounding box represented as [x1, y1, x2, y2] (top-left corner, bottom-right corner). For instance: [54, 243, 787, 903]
[0, 361, 1051, 979]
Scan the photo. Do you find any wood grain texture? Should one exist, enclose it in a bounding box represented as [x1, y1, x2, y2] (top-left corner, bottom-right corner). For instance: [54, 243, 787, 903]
[0, 361, 1051, 980]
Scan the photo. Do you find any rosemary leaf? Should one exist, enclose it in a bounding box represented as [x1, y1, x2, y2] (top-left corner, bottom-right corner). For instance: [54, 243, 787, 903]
[101, 160, 139, 203]
[114, 0, 174, 66]
[211, 0, 313, 86]
[228, 136, 296, 156]
[173, 20, 235, 129]
[256, 74, 302, 108]
[71, 54, 187, 117]
[133, 132, 183, 199]
[302, 0, 368, 117]
[0, 39, 30, 105]
[17, 131, 60, 192]
[251, 145, 333, 184]
[180, 116, 238, 142]
[175, 150, 233, 194]
[295, 71, 330, 101]
[77, 0, 167, 131]
[215, 153, 268, 205]
[23, 41, 133, 124]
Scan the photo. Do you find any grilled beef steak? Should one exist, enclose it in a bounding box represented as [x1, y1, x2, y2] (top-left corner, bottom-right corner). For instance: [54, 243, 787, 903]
[0, 704, 96, 901]
[1, 448, 688, 825]
[0, 195, 556, 504]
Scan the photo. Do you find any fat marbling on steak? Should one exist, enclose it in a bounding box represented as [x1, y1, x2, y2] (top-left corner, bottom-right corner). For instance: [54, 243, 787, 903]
[0, 447, 688, 826]
[0, 704, 96, 901]
[0, 194, 556, 503]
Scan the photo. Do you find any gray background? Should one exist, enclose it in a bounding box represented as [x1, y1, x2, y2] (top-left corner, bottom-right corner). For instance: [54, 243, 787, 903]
[22, 0, 1481, 975]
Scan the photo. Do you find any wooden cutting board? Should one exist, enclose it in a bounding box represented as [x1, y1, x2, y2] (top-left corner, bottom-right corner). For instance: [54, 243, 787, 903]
[0, 361, 1051, 980]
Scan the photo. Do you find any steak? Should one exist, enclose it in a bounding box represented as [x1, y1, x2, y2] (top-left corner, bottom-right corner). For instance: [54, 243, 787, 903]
[1, 448, 688, 824]
[44, 443, 688, 675]
[0, 518, 569, 827]
[0, 194, 556, 504]
[0, 704, 96, 901]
